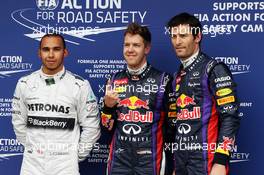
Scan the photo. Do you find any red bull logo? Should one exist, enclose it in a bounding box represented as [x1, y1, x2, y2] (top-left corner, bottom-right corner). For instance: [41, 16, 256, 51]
[101, 112, 111, 126]
[176, 94, 196, 108]
[118, 110, 153, 123]
[118, 96, 149, 110]
[177, 107, 201, 120]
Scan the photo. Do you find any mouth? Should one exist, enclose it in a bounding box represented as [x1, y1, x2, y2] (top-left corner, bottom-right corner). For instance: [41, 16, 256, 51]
[176, 47, 185, 50]
[46, 60, 56, 64]
[126, 54, 136, 58]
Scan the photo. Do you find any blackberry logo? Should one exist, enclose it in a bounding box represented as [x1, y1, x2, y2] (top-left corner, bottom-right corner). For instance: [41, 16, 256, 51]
[36, 0, 59, 10]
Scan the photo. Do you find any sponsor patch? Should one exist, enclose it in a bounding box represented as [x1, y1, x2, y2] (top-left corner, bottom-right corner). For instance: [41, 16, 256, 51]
[216, 81, 232, 88]
[101, 112, 112, 126]
[27, 116, 75, 130]
[114, 78, 128, 85]
[114, 86, 126, 93]
[214, 76, 231, 83]
[168, 112, 177, 118]
[118, 96, 149, 110]
[177, 107, 201, 120]
[169, 103, 176, 110]
[176, 84, 180, 92]
[216, 88, 232, 97]
[217, 96, 235, 105]
[118, 110, 153, 123]
[176, 94, 196, 108]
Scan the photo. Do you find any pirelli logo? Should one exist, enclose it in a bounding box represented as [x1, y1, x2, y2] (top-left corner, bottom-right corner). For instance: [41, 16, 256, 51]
[217, 96, 235, 105]
[27, 116, 75, 130]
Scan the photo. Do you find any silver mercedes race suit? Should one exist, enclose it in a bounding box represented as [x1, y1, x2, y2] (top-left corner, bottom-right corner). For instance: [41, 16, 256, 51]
[12, 67, 101, 175]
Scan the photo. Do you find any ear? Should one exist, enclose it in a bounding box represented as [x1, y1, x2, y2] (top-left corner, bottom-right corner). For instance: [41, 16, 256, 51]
[38, 49, 41, 58]
[64, 48, 69, 57]
[194, 32, 202, 44]
[144, 44, 151, 55]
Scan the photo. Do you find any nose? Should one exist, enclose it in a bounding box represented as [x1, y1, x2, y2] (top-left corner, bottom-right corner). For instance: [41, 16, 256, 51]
[127, 45, 134, 52]
[48, 50, 54, 58]
[174, 36, 182, 46]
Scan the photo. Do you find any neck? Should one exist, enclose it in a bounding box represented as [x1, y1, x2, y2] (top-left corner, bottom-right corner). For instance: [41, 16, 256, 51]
[127, 61, 147, 75]
[180, 49, 199, 68]
[41, 66, 63, 76]
[42, 66, 63, 76]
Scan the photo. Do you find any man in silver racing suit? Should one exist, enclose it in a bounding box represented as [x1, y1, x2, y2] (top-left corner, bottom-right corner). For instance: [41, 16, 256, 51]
[12, 33, 101, 175]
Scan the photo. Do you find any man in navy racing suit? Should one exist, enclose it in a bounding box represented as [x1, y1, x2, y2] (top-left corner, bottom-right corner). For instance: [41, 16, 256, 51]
[101, 23, 171, 175]
[166, 13, 240, 175]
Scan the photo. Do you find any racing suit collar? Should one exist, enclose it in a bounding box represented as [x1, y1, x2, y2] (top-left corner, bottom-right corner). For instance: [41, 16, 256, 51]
[126, 63, 152, 81]
[39, 67, 66, 85]
[180, 49, 199, 69]
[127, 61, 148, 76]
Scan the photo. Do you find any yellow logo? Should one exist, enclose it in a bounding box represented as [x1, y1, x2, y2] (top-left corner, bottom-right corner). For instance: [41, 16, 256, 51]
[216, 88, 232, 97]
[114, 86, 126, 93]
[217, 96, 235, 105]
[176, 85, 180, 92]
[169, 103, 176, 110]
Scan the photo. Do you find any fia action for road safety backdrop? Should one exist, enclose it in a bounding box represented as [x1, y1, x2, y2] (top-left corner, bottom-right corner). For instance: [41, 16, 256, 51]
[0, 0, 262, 174]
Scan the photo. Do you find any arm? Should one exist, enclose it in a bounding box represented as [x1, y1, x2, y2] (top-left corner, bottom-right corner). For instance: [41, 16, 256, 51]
[12, 79, 28, 146]
[208, 63, 241, 173]
[77, 80, 101, 162]
[101, 79, 119, 130]
[164, 74, 177, 175]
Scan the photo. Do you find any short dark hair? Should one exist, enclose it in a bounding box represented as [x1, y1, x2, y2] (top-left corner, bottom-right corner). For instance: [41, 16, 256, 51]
[39, 33, 66, 49]
[167, 12, 202, 37]
[124, 23, 151, 45]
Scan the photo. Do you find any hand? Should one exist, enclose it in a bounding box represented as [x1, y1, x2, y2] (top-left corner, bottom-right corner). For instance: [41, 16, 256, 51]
[210, 163, 226, 175]
[104, 80, 120, 108]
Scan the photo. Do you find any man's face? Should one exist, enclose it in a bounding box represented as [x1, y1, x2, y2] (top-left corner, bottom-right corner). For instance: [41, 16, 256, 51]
[170, 24, 201, 60]
[123, 33, 150, 69]
[38, 36, 68, 75]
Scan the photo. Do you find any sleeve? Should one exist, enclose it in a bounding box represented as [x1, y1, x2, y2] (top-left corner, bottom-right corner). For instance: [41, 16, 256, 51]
[12, 79, 28, 146]
[77, 80, 101, 162]
[101, 77, 118, 127]
[162, 73, 175, 143]
[208, 62, 241, 165]
[162, 74, 176, 175]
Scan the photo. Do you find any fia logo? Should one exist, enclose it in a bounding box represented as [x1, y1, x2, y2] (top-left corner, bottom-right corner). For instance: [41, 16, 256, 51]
[36, 0, 59, 10]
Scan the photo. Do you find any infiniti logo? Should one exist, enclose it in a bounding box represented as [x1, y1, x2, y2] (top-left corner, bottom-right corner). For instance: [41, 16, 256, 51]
[224, 105, 233, 110]
[193, 71, 199, 76]
[178, 123, 191, 134]
[123, 124, 141, 135]
[147, 78, 155, 83]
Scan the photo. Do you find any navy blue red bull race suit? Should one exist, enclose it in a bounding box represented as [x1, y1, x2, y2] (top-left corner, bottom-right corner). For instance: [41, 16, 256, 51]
[101, 64, 171, 175]
[167, 52, 240, 175]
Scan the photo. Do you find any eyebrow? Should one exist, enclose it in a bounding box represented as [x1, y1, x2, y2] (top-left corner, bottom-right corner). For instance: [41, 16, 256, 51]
[41, 46, 63, 50]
